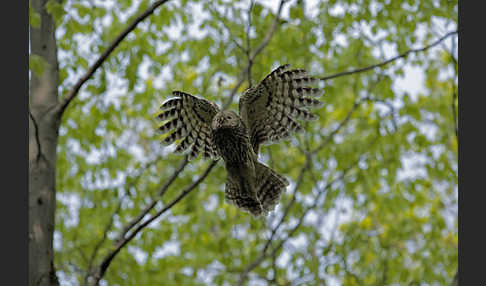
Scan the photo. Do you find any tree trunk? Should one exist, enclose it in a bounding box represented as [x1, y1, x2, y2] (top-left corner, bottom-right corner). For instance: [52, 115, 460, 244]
[29, 0, 61, 285]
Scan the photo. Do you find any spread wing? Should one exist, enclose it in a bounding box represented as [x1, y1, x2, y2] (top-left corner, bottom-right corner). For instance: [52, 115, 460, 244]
[157, 91, 220, 160]
[239, 64, 323, 153]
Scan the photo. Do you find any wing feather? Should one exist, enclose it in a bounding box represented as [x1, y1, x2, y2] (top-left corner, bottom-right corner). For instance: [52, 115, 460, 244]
[239, 65, 323, 153]
[156, 91, 220, 160]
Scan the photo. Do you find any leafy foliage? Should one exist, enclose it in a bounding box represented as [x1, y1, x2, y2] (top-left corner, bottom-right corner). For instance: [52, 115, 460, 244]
[52, 0, 457, 285]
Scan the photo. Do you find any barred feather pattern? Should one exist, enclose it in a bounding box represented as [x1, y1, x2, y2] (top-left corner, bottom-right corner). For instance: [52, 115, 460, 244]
[157, 91, 220, 160]
[155, 64, 322, 217]
[211, 111, 289, 217]
[211, 124, 252, 165]
[239, 64, 323, 153]
[224, 161, 289, 217]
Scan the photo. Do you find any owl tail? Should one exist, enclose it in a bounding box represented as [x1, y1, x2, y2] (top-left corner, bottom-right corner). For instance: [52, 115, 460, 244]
[253, 162, 289, 215]
[224, 162, 288, 217]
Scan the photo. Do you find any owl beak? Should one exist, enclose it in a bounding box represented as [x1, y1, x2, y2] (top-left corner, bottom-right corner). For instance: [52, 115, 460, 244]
[211, 114, 225, 129]
[219, 116, 227, 126]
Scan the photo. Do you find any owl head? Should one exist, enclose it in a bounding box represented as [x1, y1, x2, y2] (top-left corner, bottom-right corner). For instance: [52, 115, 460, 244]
[211, 110, 240, 130]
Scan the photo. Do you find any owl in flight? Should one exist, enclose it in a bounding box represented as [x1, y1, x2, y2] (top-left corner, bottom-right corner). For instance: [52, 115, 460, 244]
[157, 65, 322, 217]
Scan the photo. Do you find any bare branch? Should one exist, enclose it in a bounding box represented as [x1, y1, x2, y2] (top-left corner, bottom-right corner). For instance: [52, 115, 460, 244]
[117, 65, 233, 243]
[116, 156, 189, 241]
[94, 7, 280, 273]
[223, 0, 289, 110]
[239, 74, 389, 284]
[91, 161, 217, 285]
[430, 24, 458, 71]
[312, 73, 384, 155]
[82, 203, 119, 286]
[81, 1, 289, 283]
[362, 95, 398, 131]
[82, 159, 160, 285]
[262, 154, 311, 254]
[56, 0, 172, 116]
[319, 31, 458, 82]
[237, 163, 357, 285]
[249, 0, 288, 60]
[312, 99, 362, 155]
[252, 72, 384, 280]
[207, 4, 247, 54]
[237, 134, 382, 285]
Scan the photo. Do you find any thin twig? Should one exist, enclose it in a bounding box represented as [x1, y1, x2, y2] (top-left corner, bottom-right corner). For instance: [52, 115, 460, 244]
[262, 154, 311, 254]
[258, 70, 381, 268]
[116, 156, 189, 241]
[82, 203, 119, 286]
[319, 30, 458, 82]
[207, 4, 247, 54]
[237, 163, 357, 286]
[363, 95, 398, 131]
[237, 135, 382, 285]
[311, 99, 362, 155]
[87, 1, 288, 282]
[116, 64, 231, 242]
[91, 161, 217, 285]
[312, 74, 383, 155]
[82, 159, 159, 285]
[57, 0, 172, 116]
[223, 0, 289, 110]
[431, 25, 458, 71]
[101, 6, 276, 266]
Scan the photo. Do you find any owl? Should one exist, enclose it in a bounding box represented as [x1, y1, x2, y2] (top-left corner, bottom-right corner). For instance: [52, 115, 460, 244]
[157, 65, 322, 216]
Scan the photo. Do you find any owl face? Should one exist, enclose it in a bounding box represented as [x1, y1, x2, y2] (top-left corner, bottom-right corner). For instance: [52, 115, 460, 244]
[211, 110, 240, 130]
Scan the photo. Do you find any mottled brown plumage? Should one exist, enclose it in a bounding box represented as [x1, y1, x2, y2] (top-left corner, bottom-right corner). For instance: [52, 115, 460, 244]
[156, 65, 322, 216]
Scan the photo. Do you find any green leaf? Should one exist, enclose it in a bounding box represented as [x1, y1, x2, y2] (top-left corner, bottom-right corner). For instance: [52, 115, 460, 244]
[48, 1, 458, 284]
[45, 0, 66, 26]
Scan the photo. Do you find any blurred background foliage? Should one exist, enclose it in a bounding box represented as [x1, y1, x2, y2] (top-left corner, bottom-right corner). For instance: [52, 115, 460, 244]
[30, 0, 457, 284]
